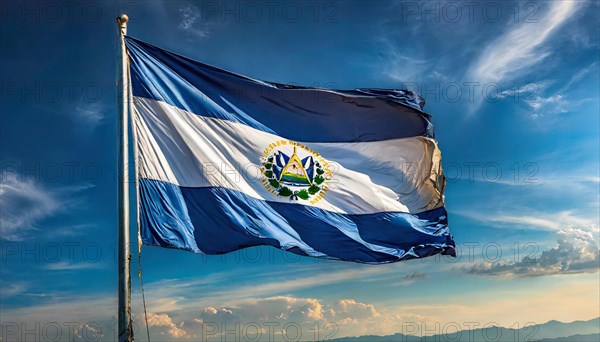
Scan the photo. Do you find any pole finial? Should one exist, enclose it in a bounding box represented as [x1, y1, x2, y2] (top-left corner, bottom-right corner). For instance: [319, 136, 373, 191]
[116, 14, 129, 28]
[116, 14, 128, 35]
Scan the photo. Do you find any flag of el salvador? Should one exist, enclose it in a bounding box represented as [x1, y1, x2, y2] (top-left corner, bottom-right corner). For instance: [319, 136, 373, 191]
[125, 36, 455, 264]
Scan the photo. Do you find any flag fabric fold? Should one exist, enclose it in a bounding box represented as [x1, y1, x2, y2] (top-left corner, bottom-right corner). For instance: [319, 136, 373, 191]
[125, 36, 455, 263]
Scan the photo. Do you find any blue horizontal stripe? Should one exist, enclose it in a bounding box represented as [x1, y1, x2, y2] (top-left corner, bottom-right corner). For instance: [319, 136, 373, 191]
[139, 178, 455, 264]
[125, 36, 434, 143]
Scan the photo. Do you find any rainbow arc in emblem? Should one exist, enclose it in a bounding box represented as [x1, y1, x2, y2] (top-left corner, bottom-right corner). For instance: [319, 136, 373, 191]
[273, 146, 315, 186]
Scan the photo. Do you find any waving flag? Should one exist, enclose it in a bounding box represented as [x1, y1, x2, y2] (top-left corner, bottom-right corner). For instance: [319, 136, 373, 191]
[125, 36, 455, 263]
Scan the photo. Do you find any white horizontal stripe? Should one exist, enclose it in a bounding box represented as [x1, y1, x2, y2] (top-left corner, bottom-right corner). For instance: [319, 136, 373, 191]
[132, 97, 445, 214]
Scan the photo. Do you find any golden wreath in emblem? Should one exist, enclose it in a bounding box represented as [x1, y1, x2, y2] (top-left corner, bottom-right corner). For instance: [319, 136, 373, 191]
[260, 140, 332, 203]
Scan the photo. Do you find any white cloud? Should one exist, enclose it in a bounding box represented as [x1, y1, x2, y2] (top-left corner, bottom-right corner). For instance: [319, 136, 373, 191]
[333, 298, 379, 321]
[0, 173, 59, 240]
[526, 94, 566, 111]
[43, 261, 104, 271]
[75, 102, 104, 125]
[469, 1, 580, 84]
[178, 296, 424, 339]
[389, 272, 427, 286]
[493, 62, 597, 123]
[0, 282, 27, 297]
[467, 1, 583, 113]
[525, 93, 594, 122]
[466, 227, 600, 277]
[0, 173, 94, 240]
[382, 50, 431, 83]
[178, 5, 210, 40]
[0, 295, 114, 327]
[562, 62, 598, 91]
[458, 209, 598, 232]
[152, 266, 390, 308]
[136, 264, 438, 327]
[494, 81, 551, 100]
[73, 323, 104, 340]
[3, 284, 599, 341]
[179, 5, 199, 30]
[147, 312, 187, 338]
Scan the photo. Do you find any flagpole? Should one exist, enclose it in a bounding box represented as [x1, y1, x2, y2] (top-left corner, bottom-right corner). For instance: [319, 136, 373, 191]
[116, 13, 133, 342]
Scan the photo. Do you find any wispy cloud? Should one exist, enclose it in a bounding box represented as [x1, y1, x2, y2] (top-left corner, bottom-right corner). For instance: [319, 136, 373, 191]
[494, 81, 552, 100]
[147, 312, 187, 338]
[562, 62, 598, 91]
[469, 1, 581, 84]
[457, 209, 598, 232]
[381, 50, 431, 84]
[212, 267, 386, 301]
[0, 173, 94, 241]
[388, 272, 427, 286]
[178, 5, 210, 40]
[465, 227, 600, 277]
[0, 173, 59, 240]
[43, 261, 104, 271]
[75, 102, 104, 125]
[141, 265, 391, 313]
[467, 1, 583, 113]
[525, 94, 568, 115]
[0, 282, 27, 297]
[0, 296, 114, 342]
[51, 223, 97, 237]
[525, 62, 598, 121]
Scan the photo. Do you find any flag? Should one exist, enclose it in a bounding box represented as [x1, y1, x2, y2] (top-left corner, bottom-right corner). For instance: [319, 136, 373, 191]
[125, 36, 455, 263]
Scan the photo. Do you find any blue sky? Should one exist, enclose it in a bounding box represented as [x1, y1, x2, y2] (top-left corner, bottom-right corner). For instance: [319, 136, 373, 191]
[1, 1, 599, 341]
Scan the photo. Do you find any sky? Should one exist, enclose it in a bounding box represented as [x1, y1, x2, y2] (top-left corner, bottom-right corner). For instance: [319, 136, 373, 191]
[0, 0, 599, 341]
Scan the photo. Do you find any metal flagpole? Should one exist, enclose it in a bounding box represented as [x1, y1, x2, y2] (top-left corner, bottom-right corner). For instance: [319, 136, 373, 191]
[116, 13, 133, 342]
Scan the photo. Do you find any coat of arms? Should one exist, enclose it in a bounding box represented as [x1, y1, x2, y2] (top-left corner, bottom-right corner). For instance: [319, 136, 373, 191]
[260, 141, 331, 203]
